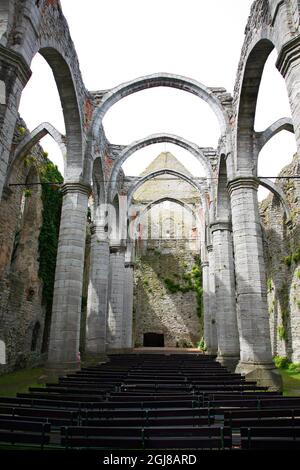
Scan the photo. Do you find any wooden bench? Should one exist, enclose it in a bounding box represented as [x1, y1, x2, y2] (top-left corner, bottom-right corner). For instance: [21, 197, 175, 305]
[0, 419, 51, 449]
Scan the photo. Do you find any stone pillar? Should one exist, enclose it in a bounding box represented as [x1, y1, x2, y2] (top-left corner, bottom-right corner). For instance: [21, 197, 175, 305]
[211, 221, 240, 371]
[207, 245, 218, 355]
[0, 46, 31, 199]
[277, 36, 300, 157]
[123, 262, 134, 350]
[107, 244, 126, 351]
[85, 223, 109, 360]
[228, 178, 282, 390]
[47, 183, 90, 375]
[201, 260, 211, 351]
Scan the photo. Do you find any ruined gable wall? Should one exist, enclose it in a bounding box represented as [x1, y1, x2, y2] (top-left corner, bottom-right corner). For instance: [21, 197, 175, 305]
[260, 153, 300, 361]
[0, 118, 52, 373]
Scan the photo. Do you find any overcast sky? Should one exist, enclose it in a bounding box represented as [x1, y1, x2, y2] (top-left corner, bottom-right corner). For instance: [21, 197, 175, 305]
[19, 0, 297, 200]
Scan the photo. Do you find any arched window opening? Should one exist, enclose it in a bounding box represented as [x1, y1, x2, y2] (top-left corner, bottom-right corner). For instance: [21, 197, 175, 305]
[257, 132, 297, 201]
[103, 87, 219, 147]
[122, 142, 207, 178]
[255, 50, 297, 201]
[19, 54, 65, 176]
[10, 166, 41, 272]
[31, 322, 41, 352]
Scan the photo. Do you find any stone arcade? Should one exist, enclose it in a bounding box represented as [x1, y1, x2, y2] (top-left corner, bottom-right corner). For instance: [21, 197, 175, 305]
[0, 0, 300, 391]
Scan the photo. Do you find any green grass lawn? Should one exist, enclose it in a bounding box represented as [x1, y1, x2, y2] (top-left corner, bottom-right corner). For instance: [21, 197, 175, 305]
[0, 367, 46, 397]
[279, 368, 300, 396]
[0, 365, 299, 398]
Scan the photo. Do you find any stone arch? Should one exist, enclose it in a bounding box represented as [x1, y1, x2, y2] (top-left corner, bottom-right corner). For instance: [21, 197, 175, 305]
[107, 133, 213, 203]
[127, 169, 207, 210]
[236, 38, 276, 173]
[258, 177, 292, 220]
[35, 47, 84, 179]
[133, 196, 202, 238]
[255, 117, 294, 152]
[5, 122, 66, 185]
[89, 73, 231, 163]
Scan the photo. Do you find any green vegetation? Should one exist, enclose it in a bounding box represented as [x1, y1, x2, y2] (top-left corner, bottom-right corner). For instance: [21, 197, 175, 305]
[0, 368, 45, 397]
[38, 159, 63, 314]
[274, 357, 300, 396]
[23, 188, 32, 198]
[278, 325, 288, 341]
[267, 278, 273, 293]
[164, 258, 203, 318]
[283, 246, 300, 267]
[197, 337, 207, 352]
[18, 126, 26, 135]
[278, 282, 290, 340]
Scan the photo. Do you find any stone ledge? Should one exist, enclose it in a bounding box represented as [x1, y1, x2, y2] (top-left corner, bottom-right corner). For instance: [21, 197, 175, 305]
[236, 361, 283, 392]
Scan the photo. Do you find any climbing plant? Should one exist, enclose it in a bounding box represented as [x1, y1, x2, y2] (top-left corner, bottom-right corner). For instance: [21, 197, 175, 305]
[164, 256, 203, 319]
[38, 159, 63, 312]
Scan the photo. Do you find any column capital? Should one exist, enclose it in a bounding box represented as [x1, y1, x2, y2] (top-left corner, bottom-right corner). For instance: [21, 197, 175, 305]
[61, 182, 92, 196]
[201, 261, 209, 268]
[207, 244, 213, 253]
[276, 35, 300, 77]
[0, 45, 32, 86]
[110, 242, 127, 254]
[210, 220, 232, 233]
[227, 177, 259, 194]
[90, 223, 108, 240]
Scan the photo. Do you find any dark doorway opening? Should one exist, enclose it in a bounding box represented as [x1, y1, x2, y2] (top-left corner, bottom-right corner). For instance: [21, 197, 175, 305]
[143, 333, 164, 347]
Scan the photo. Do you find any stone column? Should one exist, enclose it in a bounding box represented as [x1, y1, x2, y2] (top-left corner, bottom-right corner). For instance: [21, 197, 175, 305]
[47, 183, 90, 375]
[277, 36, 300, 158]
[107, 244, 126, 351]
[201, 260, 211, 351]
[211, 221, 240, 371]
[228, 178, 282, 390]
[122, 261, 134, 350]
[0, 46, 31, 199]
[85, 223, 109, 360]
[207, 245, 218, 355]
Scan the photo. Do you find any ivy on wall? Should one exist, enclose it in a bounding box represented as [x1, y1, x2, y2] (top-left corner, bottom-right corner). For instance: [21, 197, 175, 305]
[38, 159, 63, 349]
[164, 255, 203, 319]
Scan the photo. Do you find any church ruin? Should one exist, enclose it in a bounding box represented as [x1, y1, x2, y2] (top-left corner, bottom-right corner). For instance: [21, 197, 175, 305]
[0, 0, 300, 392]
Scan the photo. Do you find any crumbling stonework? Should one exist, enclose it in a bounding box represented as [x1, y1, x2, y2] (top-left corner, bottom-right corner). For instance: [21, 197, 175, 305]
[260, 153, 300, 362]
[0, 118, 50, 373]
[133, 240, 202, 348]
[0, 1, 300, 390]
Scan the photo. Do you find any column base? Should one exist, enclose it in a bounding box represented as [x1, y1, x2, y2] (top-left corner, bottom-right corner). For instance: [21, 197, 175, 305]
[106, 348, 134, 355]
[236, 361, 283, 391]
[216, 355, 240, 372]
[82, 352, 109, 366]
[206, 347, 218, 356]
[43, 361, 81, 383]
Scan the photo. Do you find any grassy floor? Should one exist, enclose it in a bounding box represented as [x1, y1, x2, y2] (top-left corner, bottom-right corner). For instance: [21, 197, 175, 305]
[279, 368, 300, 396]
[0, 367, 45, 397]
[0, 365, 299, 397]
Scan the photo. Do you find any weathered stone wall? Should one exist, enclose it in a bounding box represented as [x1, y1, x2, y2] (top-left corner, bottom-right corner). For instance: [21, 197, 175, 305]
[133, 239, 202, 348]
[260, 153, 300, 362]
[0, 117, 56, 374]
